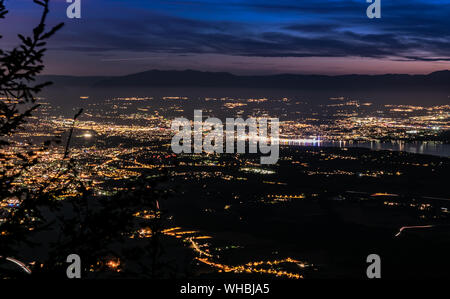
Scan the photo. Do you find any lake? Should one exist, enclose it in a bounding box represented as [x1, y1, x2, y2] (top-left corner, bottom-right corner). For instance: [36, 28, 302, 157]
[292, 141, 450, 158]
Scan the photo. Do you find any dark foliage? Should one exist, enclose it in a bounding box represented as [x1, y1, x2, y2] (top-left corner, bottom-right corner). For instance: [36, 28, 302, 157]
[0, 0, 170, 278]
[0, 0, 64, 257]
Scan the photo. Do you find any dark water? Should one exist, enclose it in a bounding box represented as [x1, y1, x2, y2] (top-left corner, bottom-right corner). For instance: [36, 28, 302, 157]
[294, 141, 450, 158]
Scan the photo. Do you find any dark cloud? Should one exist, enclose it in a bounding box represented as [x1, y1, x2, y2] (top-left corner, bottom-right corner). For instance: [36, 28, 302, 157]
[6, 0, 450, 65]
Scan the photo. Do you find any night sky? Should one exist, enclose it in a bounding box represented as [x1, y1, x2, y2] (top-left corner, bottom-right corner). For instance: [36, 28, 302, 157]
[2, 0, 450, 75]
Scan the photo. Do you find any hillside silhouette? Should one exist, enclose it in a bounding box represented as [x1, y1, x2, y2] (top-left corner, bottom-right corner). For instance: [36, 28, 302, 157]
[39, 69, 450, 91]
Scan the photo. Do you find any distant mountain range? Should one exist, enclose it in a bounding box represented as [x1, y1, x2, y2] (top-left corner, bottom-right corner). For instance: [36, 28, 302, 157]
[39, 69, 450, 91]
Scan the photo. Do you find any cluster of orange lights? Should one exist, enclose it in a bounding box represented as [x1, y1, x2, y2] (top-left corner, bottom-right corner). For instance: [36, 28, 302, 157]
[187, 232, 307, 279]
[129, 222, 308, 279]
[106, 259, 121, 272]
[196, 257, 304, 279]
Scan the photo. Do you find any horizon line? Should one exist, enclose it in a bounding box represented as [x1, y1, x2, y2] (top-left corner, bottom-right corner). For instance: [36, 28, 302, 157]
[40, 69, 450, 78]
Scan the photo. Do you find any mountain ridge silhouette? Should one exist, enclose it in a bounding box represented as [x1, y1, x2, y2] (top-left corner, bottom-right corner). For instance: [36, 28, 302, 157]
[38, 69, 450, 90]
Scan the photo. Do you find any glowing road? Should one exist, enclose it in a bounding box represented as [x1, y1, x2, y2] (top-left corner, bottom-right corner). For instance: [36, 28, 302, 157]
[0, 256, 32, 275]
[394, 225, 435, 237]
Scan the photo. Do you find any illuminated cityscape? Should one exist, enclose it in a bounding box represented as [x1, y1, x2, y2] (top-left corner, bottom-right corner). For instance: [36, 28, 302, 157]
[1, 0, 450, 287]
[1, 92, 449, 279]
